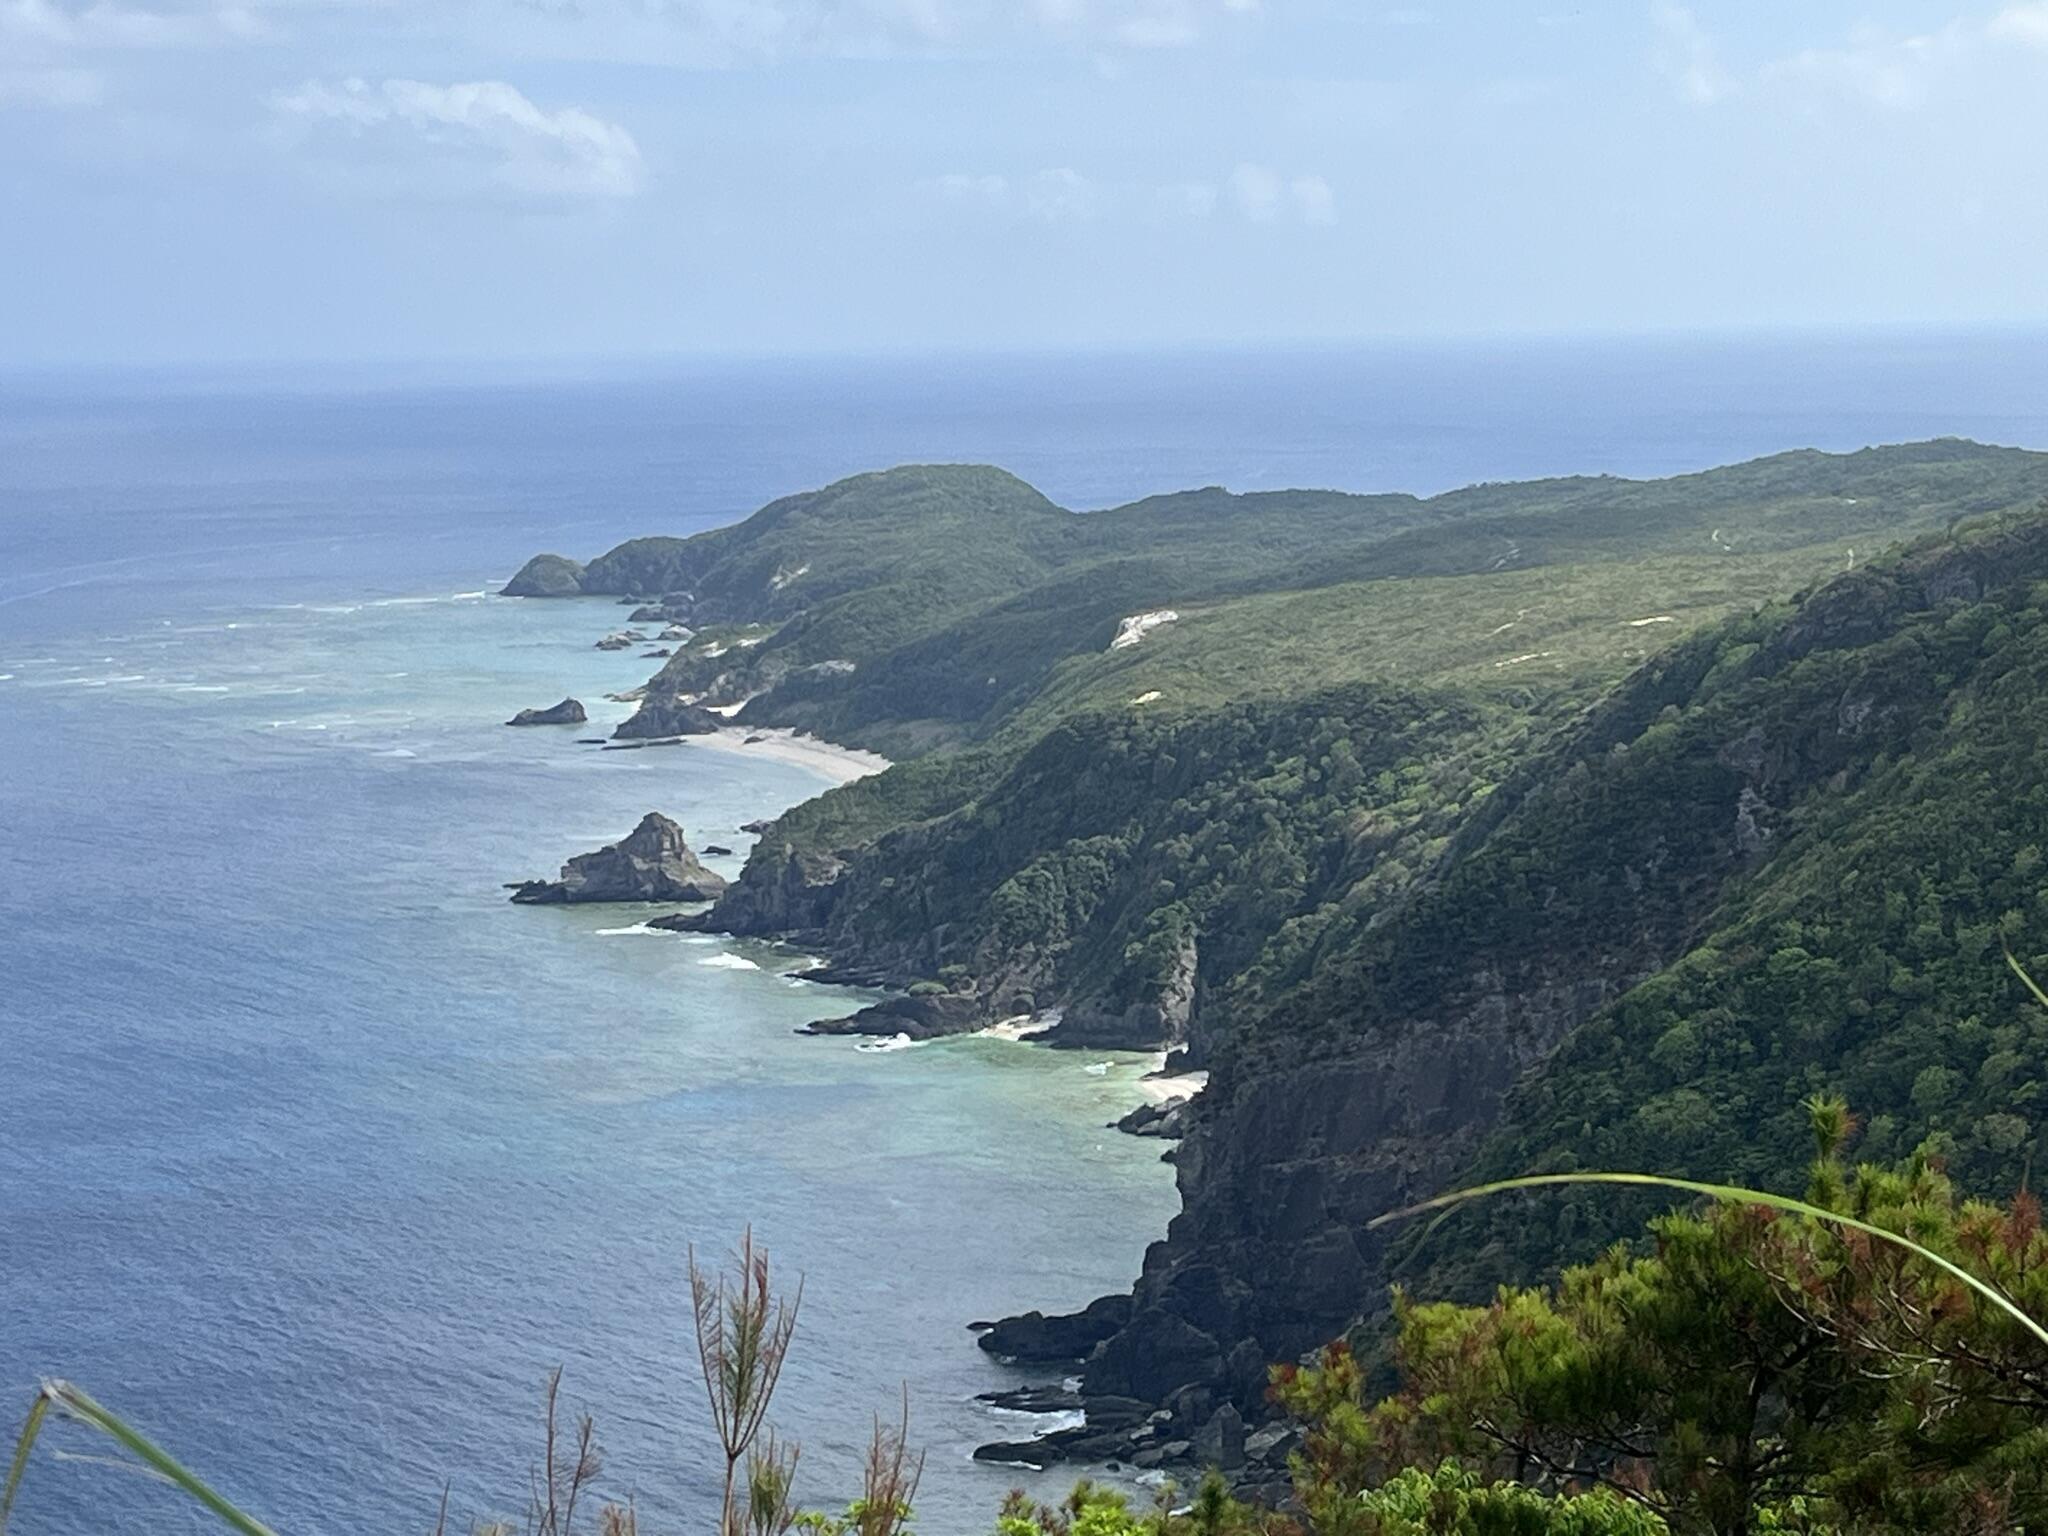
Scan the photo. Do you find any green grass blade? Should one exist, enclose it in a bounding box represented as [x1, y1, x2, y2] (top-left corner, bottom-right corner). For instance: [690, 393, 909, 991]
[1367, 1171, 2048, 1350]
[2006, 948, 2048, 1012]
[34, 1382, 279, 1536]
[1, 1391, 51, 1534]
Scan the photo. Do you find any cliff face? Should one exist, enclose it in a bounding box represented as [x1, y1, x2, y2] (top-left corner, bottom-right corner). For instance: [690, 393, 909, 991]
[685, 683, 1500, 1047]
[1062, 514, 2048, 1440]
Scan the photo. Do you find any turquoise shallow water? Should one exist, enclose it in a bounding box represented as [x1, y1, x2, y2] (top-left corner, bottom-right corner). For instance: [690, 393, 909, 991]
[6, 339, 2048, 1533]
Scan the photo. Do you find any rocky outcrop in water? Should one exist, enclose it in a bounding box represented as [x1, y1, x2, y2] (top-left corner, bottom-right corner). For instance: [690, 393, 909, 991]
[510, 813, 728, 904]
[1112, 1098, 1188, 1139]
[975, 1293, 1131, 1364]
[505, 698, 587, 727]
[502, 554, 586, 597]
[799, 990, 981, 1040]
[629, 598, 695, 624]
[613, 696, 722, 739]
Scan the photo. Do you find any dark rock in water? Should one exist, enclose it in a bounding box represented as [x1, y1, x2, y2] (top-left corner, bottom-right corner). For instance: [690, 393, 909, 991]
[972, 1441, 1054, 1469]
[1084, 1308, 1225, 1403]
[510, 812, 729, 904]
[1111, 1099, 1188, 1139]
[793, 959, 893, 988]
[800, 991, 981, 1040]
[502, 554, 586, 597]
[614, 696, 722, 739]
[976, 1384, 1083, 1414]
[640, 648, 672, 659]
[505, 697, 587, 727]
[629, 596, 695, 624]
[595, 633, 635, 651]
[1078, 1395, 1152, 1432]
[647, 910, 712, 933]
[701, 844, 734, 857]
[977, 1294, 1132, 1364]
[577, 737, 608, 745]
[744, 734, 767, 744]
[975, 1418, 1140, 1467]
[740, 819, 774, 835]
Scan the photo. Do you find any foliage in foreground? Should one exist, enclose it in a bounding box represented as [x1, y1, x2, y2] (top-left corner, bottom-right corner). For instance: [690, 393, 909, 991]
[19, 1115, 2048, 1536]
[1323, 1097, 2048, 1535]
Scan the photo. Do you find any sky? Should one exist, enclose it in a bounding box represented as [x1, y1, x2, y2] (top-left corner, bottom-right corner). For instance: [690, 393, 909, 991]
[4, 0, 2048, 366]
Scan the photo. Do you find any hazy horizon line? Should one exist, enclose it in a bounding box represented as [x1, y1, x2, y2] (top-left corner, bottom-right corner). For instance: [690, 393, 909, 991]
[8, 317, 2048, 397]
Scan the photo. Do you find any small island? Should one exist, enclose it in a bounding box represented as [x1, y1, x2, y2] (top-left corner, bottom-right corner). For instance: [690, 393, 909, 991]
[510, 812, 729, 904]
[504, 697, 587, 726]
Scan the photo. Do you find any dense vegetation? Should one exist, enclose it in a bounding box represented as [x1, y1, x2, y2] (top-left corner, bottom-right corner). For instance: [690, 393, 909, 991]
[512, 443, 2048, 758]
[1325, 512, 2048, 1301]
[520, 445, 2048, 1409]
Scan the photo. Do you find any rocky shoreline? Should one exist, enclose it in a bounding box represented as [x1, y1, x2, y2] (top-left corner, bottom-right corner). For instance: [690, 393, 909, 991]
[500, 578, 1225, 1490]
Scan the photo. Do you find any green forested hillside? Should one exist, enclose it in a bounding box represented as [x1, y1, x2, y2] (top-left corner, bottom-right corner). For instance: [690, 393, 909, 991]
[510, 442, 2048, 758]
[1103, 509, 2048, 1421]
[511, 440, 2048, 1468]
[1388, 521, 2048, 1296]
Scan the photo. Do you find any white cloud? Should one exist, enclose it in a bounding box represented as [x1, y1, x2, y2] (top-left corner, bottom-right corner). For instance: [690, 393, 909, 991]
[1226, 164, 1336, 224]
[1, 0, 263, 50]
[429, 0, 1259, 65]
[270, 78, 642, 203]
[4, 0, 1263, 65]
[1760, 23, 1968, 112]
[1098, 0, 1255, 50]
[1989, 3, 2048, 49]
[0, 63, 103, 105]
[1650, 1, 1734, 105]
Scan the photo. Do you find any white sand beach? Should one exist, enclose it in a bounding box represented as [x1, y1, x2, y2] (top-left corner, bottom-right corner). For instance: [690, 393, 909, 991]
[695, 724, 892, 785]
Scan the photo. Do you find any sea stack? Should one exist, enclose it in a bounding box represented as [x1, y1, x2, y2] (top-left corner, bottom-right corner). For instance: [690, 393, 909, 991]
[505, 698, 587, 726]
[510, 813, 729, 904]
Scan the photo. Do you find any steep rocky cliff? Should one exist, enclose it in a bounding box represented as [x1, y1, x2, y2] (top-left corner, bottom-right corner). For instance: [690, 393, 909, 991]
[679, 683, 1505, 1050]
[1045, 512, 2048, 1458]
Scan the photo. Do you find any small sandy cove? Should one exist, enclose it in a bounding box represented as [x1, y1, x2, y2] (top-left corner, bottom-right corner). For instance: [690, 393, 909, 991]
[697, 725, 892, 786]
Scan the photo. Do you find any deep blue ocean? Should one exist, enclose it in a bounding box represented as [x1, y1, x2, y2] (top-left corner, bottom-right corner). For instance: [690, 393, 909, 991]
[4, 334, 2048, 1534]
